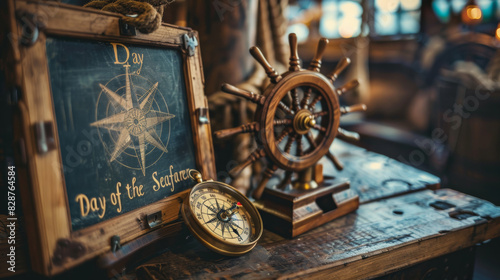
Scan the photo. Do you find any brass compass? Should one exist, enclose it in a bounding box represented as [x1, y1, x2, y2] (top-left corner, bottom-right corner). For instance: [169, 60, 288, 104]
[181, 170, 263, 256]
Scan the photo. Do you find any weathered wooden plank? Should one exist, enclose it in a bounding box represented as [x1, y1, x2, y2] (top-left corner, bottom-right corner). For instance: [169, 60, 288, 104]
[266, 139, 440, 205]
[16, 1, 188, 47]
[372, 247, 476, 280]
[131, 189, 500, 280]
[325, 139, 441, 203]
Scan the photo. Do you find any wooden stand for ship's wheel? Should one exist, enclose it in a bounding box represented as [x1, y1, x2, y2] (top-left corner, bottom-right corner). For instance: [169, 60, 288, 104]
[215, 33, 365, 238]
[255, 165, 359, 238]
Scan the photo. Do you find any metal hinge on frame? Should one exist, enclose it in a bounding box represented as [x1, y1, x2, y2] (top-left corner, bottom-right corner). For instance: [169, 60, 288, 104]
[110, 235, 121, 253]
[119, 18, 137, 36]
[183, 33, 198, 57]
[16, 11, 45, 46]
[196, 108, 210, 124]
[34, 121, 56, 154]
[146, 211, 163, 229]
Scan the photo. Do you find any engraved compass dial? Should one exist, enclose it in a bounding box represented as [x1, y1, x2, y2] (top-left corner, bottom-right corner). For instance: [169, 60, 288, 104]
[91, 64, 175, 176]
[190, 188, 252, 244]
[181, 170, 263, 256]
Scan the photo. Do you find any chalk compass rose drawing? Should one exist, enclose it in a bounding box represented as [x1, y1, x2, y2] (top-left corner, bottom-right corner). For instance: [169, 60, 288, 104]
[91, 64, 175, 176]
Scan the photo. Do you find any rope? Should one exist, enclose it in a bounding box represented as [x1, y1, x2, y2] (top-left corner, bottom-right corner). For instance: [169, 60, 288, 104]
[84, 0, 172, 33]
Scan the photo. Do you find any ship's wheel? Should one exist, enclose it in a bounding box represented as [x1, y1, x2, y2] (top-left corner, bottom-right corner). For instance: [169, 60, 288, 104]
[215, 33, 366, 200]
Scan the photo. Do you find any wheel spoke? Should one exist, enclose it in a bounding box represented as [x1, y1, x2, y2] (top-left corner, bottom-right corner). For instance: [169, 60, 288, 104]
[308, 38, 328, 72]
[288, 33, 301, 71]
[336, 79, 359, 96]
[214, 122, 259, 139]
[279, 170, 293, 190]
[284, 170, 293, 184]
[313, 111, 328, 118]
[327, 152, 344, 170]
[291, 88, 300, 111]
[327, 57, 351, 82]
[229, 148, 266, 178]
[285, 133, 297, 154]
[337, 127, 360, 141]
[296, 135, 303, 156]
[313, 124, 326, 132]
[309, 95, 323, 111]
[306, 132, 317, 148]
[253, 165, 278, 199]
[301, 88, 312, 109]
[276, 127, 293, 143]
[340, 104, 367, 115]
[250, 46, 282, 84]
[274, 119, 292, 126]
[221, 83, 266, 105]
[278, 101, 294, 115]
[286, 91, 293, 105]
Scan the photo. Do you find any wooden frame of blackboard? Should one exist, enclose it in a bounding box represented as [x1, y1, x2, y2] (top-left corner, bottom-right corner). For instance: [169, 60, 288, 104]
[3, 0, 216, 276]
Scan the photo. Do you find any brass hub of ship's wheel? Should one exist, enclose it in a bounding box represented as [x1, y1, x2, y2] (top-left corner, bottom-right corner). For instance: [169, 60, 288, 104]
[293, 109, 316, 135]
[214, 33, 366, 199]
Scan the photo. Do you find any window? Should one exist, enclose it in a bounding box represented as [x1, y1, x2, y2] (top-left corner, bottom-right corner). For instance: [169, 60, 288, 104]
[287, 0, 499, 40]
[432, 0, 500, 23]
[287, 0, 422, 39]
[373, 0, 422, 36]
[286, 1, 316, 43]
[319, 0, 364, 38]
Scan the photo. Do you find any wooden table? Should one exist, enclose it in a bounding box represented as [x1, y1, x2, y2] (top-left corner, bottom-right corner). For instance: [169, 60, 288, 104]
[118, 141, 500, 280]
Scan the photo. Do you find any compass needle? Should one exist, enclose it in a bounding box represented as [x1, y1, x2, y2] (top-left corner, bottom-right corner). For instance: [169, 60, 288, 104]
[203, 201, 217, 213]
[215, 199, 221, 211]
[221, 222, 226, 236]
[204, 217, 218, 224]
[229, 221, 243, 230]
[230, 224, 242, 240]
[227, 225, 235, 239]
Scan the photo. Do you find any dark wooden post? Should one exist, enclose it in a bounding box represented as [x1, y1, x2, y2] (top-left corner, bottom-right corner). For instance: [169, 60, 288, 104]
[187, 0, 258, 96]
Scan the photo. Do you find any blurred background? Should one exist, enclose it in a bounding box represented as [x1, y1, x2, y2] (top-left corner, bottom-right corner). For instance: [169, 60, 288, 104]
[18, 0, 500, 278]
[168, 0, 500, 206]
[63, 0, 500, 205]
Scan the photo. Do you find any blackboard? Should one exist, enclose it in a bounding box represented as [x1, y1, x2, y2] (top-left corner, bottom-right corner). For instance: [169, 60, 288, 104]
[46, 38, 197, 230]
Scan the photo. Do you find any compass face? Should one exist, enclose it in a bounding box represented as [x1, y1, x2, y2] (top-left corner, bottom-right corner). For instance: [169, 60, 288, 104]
[181, 174, 263, 256]
[189, 184, 253, 244]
